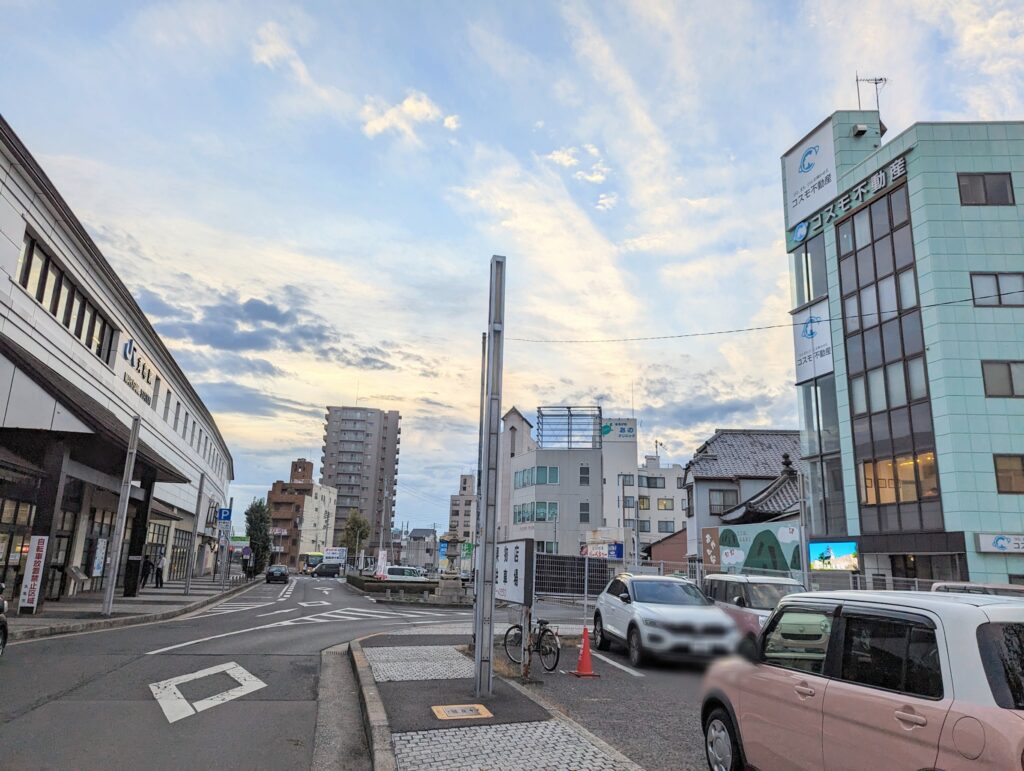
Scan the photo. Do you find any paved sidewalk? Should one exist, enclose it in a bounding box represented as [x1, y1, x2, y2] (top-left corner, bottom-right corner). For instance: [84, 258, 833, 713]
[352, 624, 642, 771]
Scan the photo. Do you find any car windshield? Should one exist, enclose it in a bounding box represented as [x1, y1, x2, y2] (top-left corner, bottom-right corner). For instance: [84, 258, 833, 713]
[747, 583, 802, 610]
[632, 581, 708, 606]
[977, 623, 1024, 710]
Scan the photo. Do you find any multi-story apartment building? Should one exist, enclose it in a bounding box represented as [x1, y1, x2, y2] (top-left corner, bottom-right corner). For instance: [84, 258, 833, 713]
[634, 455, 688, 552]
[448, 474, 476, 541]
[782, 110, 1024, 584]
[320, 405, 400, 548]
[266, 458, 336, 570]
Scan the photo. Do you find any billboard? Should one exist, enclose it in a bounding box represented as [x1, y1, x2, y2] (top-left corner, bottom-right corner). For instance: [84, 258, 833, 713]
[808, 540, 859, 571]
[324, 547, 348, 565]
[792, 298, 834, 384]
[702, 523, 802, 574]
[601, 418, 637, 443]
[783, 119, 838, 228]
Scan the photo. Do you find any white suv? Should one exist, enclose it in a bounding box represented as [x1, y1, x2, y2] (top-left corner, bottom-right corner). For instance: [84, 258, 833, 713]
[594, 574, 739, 667]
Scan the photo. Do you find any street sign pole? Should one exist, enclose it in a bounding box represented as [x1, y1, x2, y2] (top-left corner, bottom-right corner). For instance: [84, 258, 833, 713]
[184, 473, 205, 596]
[474, 255, 506, 698]
[102, 415, 141, 617]
[220, 497, 233, 591]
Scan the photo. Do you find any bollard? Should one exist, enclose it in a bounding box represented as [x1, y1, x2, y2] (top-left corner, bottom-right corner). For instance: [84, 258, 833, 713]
[386, 589, 392, 600]
[422, 591, 429, 602]
[399, 589, 406, 600]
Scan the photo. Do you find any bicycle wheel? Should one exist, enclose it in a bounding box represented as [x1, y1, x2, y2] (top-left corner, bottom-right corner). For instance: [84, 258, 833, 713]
[538, 627, 561, 672]
[504, 624, 524, 664]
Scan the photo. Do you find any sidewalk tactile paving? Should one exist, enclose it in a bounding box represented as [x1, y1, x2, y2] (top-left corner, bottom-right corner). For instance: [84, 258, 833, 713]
[392, 720, 625, 770]
[364, 645, 474, 681]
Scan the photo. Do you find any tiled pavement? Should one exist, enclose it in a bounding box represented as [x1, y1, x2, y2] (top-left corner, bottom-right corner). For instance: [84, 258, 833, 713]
[363, 645, 475, 682]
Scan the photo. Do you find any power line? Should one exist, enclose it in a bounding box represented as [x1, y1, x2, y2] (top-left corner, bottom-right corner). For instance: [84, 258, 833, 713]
[507, 287, 1021, 344]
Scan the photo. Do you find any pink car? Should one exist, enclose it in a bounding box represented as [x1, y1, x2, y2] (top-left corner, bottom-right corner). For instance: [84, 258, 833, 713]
[702, 573, 804, 642]
[701, 591, 1024, 770]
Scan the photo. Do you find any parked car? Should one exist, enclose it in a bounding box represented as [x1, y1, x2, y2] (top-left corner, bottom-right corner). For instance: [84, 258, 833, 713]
[1, 582, 8, 658]
[931, 581, 1024, 598]
[265, 565, 289, 583]
[311, 562, 341, 578]
[702, 573, 804, 642]
[594, 574, 739, 667]
[384, 566, 431, 582]
[701, 591, 1024, 771]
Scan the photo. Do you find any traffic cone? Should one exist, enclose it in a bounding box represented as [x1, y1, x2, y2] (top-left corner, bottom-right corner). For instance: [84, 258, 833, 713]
[570, 626, 600, 678]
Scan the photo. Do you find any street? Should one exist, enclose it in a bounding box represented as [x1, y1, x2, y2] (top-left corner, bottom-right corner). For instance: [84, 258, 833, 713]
[1, 577, 471, 769]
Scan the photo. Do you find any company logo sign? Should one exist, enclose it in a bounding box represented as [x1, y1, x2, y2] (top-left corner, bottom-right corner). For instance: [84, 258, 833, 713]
[798, 145, 818, 174]
[601, 419, 637, 442]
[801, 315, 822, 340]
[977, 532, 1024, 554]
[122, 339, 154, 385]
[793, 221, 809, 243]
[793, 299, 833, 385]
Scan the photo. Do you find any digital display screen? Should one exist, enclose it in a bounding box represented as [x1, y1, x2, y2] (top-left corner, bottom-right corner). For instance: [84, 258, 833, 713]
[808, 540, 859, 571]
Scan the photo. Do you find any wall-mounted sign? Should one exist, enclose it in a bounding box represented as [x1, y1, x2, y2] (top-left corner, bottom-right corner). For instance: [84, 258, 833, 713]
[121, 339, 155, 405]
[783, 120, 838, 229]
[92, 537, 108, 578]
[976, 532, 1024, 554]
[18, 535, 48, 612]
[792, 298, 834, 384]
[494, 538, 534, 606]
[601, 418, 637, 443]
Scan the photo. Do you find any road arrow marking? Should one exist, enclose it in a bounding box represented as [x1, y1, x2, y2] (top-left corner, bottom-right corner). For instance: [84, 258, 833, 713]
[149, 662, 267, 723]
[256, 608, 299, 617]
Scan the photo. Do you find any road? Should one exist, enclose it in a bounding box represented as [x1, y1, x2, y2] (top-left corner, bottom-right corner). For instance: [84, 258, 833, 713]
[0, 576, 471, 769]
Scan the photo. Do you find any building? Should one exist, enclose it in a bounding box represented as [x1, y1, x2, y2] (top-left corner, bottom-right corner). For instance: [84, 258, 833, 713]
[320, 405, 400, 549]
[782, 110, 1024, 585]
[266, 458, 337, 570]
[634, 454, 688, 553]
[682, 429, 800, 559]
[402, 528, 437, 571]
[448, 474, 476, 542]
[0, 114, 233, 610]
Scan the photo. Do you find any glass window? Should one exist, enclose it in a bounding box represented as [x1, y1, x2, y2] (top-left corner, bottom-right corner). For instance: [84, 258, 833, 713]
[536, 501, 547, 521]
[579, 502, 590, 523]
[881, 319, 902, 364]
[56, 281, 72, 325]
[81, 304, 96, 344]
[872, 412, 892, 458]
[657, 498, 674, 510]
[898, 270, 917, 309]
[860, 461, 877, 505]
[892, 225, 914, 270]
[1012, 363, 1024, 396]
[709, 489, 738, 515]
[958, 173, 1015, 206]
[876, 458, 896, 504]
[799, 382, 820, 456]
[972, 273, 999, 306]
[911, 402, 934, 449]
[853, 416, 872, 457]
[887, 362, 907, 408]
[818, 374, 840, 454]
[983, 362, 1014, 397]
[42, 262, 60, 313]
[637, 519, 650, 532]
[536, 466, 548, 485]
[844, 295, 860, 334]
[891, 407, 912, 455]
[863, 326, 883, 370]
[890, 185, 909, 226]
[854, 208, 871, 250]
[762, 607, 834, 675]
[857, 246, 875, 288]
[874, 235, 894, 278]
[959, 173, 986, 205]
[907, 357, 927, 400]
[999, 273, 1024, 305]
[838, 220, 854, 256]
[995, 455, 1024, 494]
[840, 256, 857, 296]
[860, 285, 878, 328]
[850, 376, 867, 416]
[791, 247, 807, 307]
[28, 255, 46, 300]
[870, 196, 890, 239]
[902, 311, 924, 356]
[638, 496, 650, 510]
[841, 616, 942, 699]
[867, 367, 887, 413]
[977, 622, 1024, 710]
[579, 466, 590, 486]
[878, 276, 898, 323]
[917, 451, 939, 498]
[549, 467, 559, 484]
[895, 454, 918, 502]
[808, 234, 827, 300]
[657, 520, 675, 533]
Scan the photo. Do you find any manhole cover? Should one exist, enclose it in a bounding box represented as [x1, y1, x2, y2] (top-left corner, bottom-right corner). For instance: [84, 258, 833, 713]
[430, 703, 494, 720]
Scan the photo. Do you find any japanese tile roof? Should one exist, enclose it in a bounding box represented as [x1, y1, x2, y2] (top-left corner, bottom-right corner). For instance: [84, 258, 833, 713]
[408, 528, 436, 538]
[685, 429, 800, 481]
[720, 467, 803, 525]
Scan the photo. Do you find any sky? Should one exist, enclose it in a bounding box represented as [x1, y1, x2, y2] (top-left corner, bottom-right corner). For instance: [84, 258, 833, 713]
[1, 0, 1022, 531]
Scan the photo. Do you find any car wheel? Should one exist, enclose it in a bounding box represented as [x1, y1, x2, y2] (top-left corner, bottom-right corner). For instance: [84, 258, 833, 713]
[704, 708, 741, 771]
[593, 614, 611, 651]
[627, 625, 646, 668]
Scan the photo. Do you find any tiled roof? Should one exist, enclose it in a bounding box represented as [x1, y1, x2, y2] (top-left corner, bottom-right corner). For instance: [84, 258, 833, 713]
[720, 469, 802, 525]
[686, 429, 800, 480]
[409, 528, 436, 538]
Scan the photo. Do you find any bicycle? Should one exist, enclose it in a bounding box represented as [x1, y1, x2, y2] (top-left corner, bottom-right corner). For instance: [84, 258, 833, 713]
[503, 618, 561, 672]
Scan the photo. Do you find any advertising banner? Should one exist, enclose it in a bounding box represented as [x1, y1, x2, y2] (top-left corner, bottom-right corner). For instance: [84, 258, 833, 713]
[373, 549, 387, 579]
[783, 119, 837, 228]
[793, 298, 834, 384]
[324, 547, 348, 565]
[494, 539, 534, 606]
[92, 537, 108, 578]
[808, 540, 859, 571]
[600, 418, 637, 443]
[19, 535, 48, 611]
[703, 523, 803, 574]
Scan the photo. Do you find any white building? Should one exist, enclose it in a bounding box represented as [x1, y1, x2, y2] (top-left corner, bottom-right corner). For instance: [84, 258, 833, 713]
[448, 473, 476, 542]
[634, 455, 688, 553]
[402, 528, 438, 571]
[0, 114, 233, 609]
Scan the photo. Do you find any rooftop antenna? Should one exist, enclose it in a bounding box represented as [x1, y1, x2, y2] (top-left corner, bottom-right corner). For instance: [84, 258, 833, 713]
[856, 72, 888, 111]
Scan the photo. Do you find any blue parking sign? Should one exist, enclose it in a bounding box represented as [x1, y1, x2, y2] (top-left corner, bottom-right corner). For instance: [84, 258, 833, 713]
[217, 508, 231, 522]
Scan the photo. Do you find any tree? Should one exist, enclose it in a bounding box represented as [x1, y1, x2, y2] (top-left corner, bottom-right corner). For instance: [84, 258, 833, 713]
[245, 497, 271, 574]
[343, 509, 371, 554]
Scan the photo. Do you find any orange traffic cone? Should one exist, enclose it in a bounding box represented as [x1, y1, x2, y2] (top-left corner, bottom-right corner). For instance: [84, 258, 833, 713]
[570, 626, 600, 678]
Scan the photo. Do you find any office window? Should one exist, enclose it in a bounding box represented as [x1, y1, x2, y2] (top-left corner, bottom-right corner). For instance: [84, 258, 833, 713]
[173, 402, 181, 431]
[676, 477, 684, 489]
[790, 233, 827, 307]
[958, 173, 1015, 206]
[637, 519, 651, 533]
[709, 489, 738, 515]
[623, 495, 635, 508]
[619, 474, 635, 486]
[983, 361, 1024, 397]
[657, 520, 675, 533]
[657, 498, 674, 510]
[579, 502, 590, 523]
[190, 422, 197, 448]
[579, 466, 590, 486]
[638, 496, 650, 510]
[972, 273, 1024, 307]
[995, 455, 1024, 494]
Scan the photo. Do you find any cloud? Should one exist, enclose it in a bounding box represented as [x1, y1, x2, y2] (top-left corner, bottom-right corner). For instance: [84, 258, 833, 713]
[595, 192, 618, 211]
[361, 90, 445, 144]
[543, 147, 579, 167]
[575, 159, 610, 184]
[194, 381, 323, 419]
[443, 114, 461, 131]
[173, 349, 288, 379]
[583, 143, 600, 157]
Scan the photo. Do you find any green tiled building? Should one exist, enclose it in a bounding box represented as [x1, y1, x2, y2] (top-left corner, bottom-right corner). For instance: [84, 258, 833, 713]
[782, 110, 1024, 585]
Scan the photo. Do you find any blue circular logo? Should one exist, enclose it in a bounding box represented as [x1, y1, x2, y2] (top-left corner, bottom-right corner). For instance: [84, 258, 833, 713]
[793, 222, 809, 242]
[798, 145, 819, 174]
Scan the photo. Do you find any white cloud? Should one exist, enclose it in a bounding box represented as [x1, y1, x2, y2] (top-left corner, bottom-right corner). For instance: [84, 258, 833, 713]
[533, 120, 545, 130]
[543, 147, 580, 167]
[443, 114, 461, 131]
[583, 143, 600, 157]
[574, 159, 610, 184]
[361, 90, 445, 144]
[595, 192, 618, 210]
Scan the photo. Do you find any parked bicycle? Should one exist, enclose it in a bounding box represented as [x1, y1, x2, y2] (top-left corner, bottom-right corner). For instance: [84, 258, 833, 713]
[503, 618, 561, 672]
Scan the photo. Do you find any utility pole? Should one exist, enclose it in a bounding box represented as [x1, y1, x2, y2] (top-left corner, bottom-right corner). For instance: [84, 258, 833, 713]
[184, 473, 205, 595]
[474, 256, 506, 698]
[102, 415, 141, 617]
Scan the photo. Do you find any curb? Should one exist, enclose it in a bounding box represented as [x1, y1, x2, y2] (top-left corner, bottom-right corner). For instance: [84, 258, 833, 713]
[9, 579, 260, 642]
[349, 637, 398, 771]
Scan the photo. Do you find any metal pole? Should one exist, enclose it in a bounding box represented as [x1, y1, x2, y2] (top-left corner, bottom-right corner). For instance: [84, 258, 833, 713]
[798, 469, 811, 590]
[583, 554, 589, 627]
[102, 415, 141, 617]
[184, 473, 206, 595]
[220, 496, 232, 590]
[474, 255, 506, 697]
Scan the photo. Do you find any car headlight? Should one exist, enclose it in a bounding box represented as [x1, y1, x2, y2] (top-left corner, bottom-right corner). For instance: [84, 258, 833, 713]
[641, 617, 664, 628]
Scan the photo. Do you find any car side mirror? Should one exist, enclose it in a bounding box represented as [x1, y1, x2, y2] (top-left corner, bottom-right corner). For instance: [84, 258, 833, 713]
[738, 636, 759, 663]
[618, 592, 631, 604]
[732, 595, 746, 608]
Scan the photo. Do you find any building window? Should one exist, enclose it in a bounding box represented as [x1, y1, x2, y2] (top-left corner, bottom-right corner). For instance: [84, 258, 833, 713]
[657, 520, 675, 533]
[638, 475, 666, 489]
[709, 489, 738, 515]
[982, 361, 1024, 397]
[957, 173, 1015, 206]
[579, 466, 590, 486]
[657, 498, 674, 510]
[676, 477, 684, 489]
[619, 474, 635, 486]
[971, 273, 1024, 307]
[579, 502, 590, 523]
[623, 496, 635, 508]
[638, 496, 650, 510]
[995, 455, 1024, 494]
[790, 233, 827, 307]
[637, 520, 651, 533]
[536, 540, 558, 555]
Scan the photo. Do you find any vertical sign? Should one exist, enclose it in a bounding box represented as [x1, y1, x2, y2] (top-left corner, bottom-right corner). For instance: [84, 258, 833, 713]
[701, 527, 721, 571]
[19, 535, 49, 612]
[783, 119, 837, 229]
[92, 537, 108, 578]
[493, 539, 534, 606]
[374, 549, 387, 579]
[792, 298, 834, 384]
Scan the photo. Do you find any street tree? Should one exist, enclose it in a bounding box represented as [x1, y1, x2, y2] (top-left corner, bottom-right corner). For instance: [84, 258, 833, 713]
[245, 497, 272, 573]
[343, 508, 371, 554]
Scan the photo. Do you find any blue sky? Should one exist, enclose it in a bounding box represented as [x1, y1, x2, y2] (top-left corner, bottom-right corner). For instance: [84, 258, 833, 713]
[1, 0, 1021, 529]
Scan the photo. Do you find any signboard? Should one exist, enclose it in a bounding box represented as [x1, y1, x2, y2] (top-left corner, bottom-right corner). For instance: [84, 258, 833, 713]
[601, 418, 637, 443]
[793, 298, 834, 384]
[580, 542, 624, 559]
[373, 549, 387, 579]
[809, 540, 859, 571]
[92, 537, 108, 578]
[324, 547, 348, 565]
[460, 542, 474, 560]
[704, 523, 803, 573]
[783, 119, 837, 228]
[976, 533, 1024, 554]
[494, 539, 534, 606]
[217, 508, 232, 522]
[608, 543, 624, 559]
[701, 527, 721, 569]
[120, 339, 156, 405]
[242, 546, 252, 558]
[18, 535, 48, 612]
[438, 541, 449, 560]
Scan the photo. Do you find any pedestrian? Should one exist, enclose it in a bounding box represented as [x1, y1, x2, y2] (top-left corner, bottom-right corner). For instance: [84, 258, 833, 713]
[140, 555, 154, 589]
[155, 552, 166, 588]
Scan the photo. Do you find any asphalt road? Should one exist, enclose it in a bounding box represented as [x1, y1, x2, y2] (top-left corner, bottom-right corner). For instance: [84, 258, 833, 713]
[0, 576, 472, 770]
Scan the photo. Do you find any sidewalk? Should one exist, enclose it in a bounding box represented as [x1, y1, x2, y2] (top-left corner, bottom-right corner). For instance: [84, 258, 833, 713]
[8, 571, 257, 641]
[350, 623, 641, 771]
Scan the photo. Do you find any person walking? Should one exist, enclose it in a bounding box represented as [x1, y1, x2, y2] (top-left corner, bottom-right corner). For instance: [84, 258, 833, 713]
[140, 555, 154, 590]
[154, 552, 166, 588]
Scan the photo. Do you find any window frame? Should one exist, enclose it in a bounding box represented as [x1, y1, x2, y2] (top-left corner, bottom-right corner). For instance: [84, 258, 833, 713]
[982, 360, 1024, 398]
[957, 172, 1015, 206]
[971, 272, 1024, 307]
[994, 454, 1024, 495]
[709, 488, 739, 515]
[758, 602, 842, 676]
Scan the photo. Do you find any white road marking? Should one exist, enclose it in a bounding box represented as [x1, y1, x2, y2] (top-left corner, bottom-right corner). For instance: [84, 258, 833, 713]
[149, 662, 267, 723]
[590, 652, 645, 677]
[256, 608, 299, 617]
[195, 601, 272, 618]
[299, 600, 331, 607]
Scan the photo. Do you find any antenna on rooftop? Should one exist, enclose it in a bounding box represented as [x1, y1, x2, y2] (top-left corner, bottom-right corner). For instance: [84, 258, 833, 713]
[856, 72, 888, 111]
